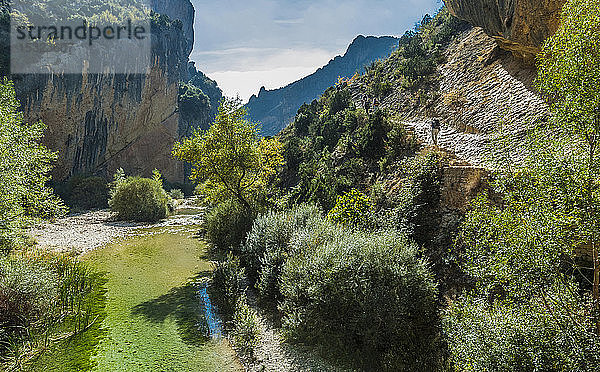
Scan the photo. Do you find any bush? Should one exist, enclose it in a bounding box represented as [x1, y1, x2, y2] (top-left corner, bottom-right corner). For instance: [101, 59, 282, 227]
[209, 253, 247, 318]
[327, 189, 374, 228]
[231, 297, 261, 357]
[0, 257, 58, 350]
[0, 252, 100, 367]
[444, 290, 600, 372]
[162, 180, 195, 197]
[168, 188, 184, 200]
[377, 151, 444, 245]
[204, 199, 256, 254]
[279, 229, 440, 370]
[68, 175, 109, 210]
[178, 82, 211, 128]
[109, 172, 170, 223]
[240, 204, 323, 302]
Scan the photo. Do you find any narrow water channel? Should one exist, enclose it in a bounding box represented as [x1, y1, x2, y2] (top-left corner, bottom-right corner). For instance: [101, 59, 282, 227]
[31, 216, 241, 371]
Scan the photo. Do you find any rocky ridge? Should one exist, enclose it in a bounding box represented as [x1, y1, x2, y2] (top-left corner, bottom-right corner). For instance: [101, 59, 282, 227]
[246, 35, 400, 136]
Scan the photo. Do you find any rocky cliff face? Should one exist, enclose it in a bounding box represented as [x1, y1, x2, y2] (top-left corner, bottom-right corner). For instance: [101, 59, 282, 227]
[444, 0, 565, 62]
[11, 0, 199, 182]
[365, 27, 549, 166]
[152, 0, 195, 55]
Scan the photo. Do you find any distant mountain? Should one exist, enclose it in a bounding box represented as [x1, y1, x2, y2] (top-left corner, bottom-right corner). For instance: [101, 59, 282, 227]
[245, 35, 400, 136]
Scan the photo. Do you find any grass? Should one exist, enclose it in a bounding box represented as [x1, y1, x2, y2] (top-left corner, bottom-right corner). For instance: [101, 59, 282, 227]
[30, 228, 241, 371]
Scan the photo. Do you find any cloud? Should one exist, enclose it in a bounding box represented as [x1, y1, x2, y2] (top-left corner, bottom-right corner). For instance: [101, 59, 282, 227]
[192, 46, 335, 73]
[208, 66, 324, 103]
[273, 18, 305, 25]
[190, 0, 443, 98]
[193, 47, 282, 57]
[197, 46, 336, 102]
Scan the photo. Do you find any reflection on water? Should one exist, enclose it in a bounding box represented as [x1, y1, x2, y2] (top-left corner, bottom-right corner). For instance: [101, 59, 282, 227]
[198, 282, 223, 338]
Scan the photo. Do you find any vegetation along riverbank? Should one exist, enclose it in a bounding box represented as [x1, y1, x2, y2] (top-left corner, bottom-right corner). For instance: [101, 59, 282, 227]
[2, 0, 600, 371]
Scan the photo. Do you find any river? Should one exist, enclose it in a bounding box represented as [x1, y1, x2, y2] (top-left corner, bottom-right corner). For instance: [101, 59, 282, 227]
[30, 211, 242, 371]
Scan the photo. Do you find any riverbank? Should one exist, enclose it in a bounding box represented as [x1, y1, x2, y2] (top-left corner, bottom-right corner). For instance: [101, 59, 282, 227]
[27, 202, 242, 371]
[86, 229, 241, 371]
[29, 201, 345, 371]
[28, 199, 204, 255]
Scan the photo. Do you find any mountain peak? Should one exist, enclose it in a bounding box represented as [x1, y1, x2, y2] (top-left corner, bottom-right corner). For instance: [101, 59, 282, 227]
[346, 35, 399, 56]
[246, 35, 399, 136]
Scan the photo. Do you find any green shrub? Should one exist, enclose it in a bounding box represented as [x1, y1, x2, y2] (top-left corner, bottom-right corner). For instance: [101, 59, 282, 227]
[178, 82, 211, 128]
[443, 289, 600, 372]
[0, 257, 58, 350]
[109, 171, 170, 223]
[240, 204, 323, 302]
[377, 151, 444, 244]
[280, 229, 440, 371]
[0, 252, 100, 367]
[162, 180, 195, 197]
[356, 109, 387, 159]
[231, 297, 260, 357]
[68, 175, 109, 210]
[327, 189, 374, 228]
[209, 253, 247, 319]
[380, 120, 419, 171]
[168, 188, 184, 200]
[204, 199, 256, 254]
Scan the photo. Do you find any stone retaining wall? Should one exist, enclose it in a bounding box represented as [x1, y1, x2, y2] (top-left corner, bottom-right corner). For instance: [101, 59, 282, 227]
[441, 166, 489, 212]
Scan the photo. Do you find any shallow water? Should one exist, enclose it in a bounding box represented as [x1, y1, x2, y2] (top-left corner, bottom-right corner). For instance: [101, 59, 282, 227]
[198, 283, 224, 338]
[32, 219, 240, 371]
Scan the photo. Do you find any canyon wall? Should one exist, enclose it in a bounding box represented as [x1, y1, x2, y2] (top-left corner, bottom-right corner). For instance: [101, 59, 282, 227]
[444, 0, 565, 62]
[12, 0, 196, 182]
[151, 0, 195, 55]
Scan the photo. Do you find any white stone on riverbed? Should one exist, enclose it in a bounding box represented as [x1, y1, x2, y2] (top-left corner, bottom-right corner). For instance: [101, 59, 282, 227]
[29, 198, 205, 255]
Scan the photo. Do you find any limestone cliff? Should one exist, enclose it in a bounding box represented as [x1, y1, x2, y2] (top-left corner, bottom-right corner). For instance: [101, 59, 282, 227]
[443, 0, 565, 62]
[151, 0, 195, 55]
[9, 0, 203, 182]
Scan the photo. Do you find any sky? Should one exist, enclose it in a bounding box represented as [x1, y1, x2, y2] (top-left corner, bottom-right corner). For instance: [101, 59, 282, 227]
[190, 0, 443, 101]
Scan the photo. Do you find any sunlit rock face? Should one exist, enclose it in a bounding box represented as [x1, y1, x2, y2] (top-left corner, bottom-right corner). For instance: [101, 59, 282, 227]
[12, 0, 196, 182]
[444, 0, 565, 63]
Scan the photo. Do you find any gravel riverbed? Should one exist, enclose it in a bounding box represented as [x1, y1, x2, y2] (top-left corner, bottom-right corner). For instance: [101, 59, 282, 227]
[28, 199, 204, 255]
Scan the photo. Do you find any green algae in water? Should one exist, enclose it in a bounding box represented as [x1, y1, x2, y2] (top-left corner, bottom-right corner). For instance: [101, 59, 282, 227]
[28, 273, 109, 372]
[34, 229, 241, 371]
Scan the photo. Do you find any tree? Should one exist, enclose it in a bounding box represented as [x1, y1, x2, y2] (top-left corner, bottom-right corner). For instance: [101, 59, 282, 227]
[178, 82, 211, 134]
[446, 129, 600, 369]
[443, 2, 600, 368]
[0, 79, 65, 252]
[537, 0, 600, 333]
[172, 98, 283, 209]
